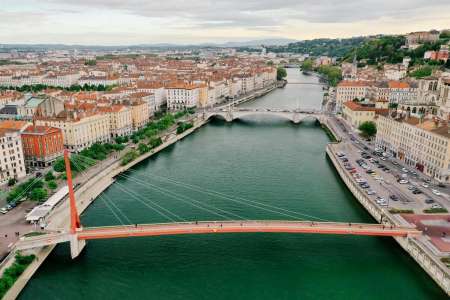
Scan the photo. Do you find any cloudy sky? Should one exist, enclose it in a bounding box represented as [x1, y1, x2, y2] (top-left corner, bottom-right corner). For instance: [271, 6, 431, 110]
[1, 0, 450, 45]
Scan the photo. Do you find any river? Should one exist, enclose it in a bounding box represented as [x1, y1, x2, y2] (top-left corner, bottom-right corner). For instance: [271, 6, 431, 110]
[19, 69, 446, 299]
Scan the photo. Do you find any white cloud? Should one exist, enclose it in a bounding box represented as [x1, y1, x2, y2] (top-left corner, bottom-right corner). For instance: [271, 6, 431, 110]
[0, 0, 449, 44]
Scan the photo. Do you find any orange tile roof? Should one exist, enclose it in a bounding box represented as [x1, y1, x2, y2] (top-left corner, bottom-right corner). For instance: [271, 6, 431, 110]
[0, 120, 29, 131]
[338, 80, 372, 87]
[388, 81, 410, 89]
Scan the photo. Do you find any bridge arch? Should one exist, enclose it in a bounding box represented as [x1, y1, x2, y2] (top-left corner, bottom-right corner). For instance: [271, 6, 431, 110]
[206, 110, 321, 124]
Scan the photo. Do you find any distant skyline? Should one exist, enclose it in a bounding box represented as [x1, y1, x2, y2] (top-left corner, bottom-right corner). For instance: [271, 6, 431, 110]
[1, 0, 450, 45]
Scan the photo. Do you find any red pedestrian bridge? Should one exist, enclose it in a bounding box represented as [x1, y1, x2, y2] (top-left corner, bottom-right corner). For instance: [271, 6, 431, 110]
[14, 150, 422, 259]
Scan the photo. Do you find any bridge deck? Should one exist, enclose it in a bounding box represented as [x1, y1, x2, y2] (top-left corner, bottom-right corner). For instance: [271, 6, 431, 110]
[77, 221, 420, 240]
[15, 221, 420, 250]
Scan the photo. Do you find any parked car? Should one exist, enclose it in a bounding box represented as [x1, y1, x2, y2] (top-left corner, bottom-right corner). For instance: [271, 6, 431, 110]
[425, 199, 435, 204]
[389, 195, 399, 201]
[366, 190, 376, 195]
[421, 183, 429, 188]
[432, 189, 442, 196]
[399, 180, 409, 184]
[412, 189, 422, 195]
[0, 207, 7, 214]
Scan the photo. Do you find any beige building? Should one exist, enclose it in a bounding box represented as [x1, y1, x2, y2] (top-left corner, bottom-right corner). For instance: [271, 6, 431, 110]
[0, 121, 27, 184]
[130, 100, 150, 130]
[98, 105, 133, 138]
[36, 112, 110, 152]
[342, 101, 388, 129]
[376, 115, 450, 182]
[336, 80, 372, 112]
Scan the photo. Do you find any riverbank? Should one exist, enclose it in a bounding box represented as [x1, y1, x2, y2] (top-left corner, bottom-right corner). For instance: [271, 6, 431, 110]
[0, 82, 278, 300]
[326, 143, 450, 295]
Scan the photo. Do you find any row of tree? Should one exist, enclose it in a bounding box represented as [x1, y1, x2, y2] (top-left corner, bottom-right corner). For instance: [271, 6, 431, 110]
[0, 83, 116, 93]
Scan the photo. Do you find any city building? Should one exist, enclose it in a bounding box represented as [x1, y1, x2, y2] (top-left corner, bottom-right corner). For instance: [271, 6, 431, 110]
[342, 101, 389, 129]
[36, 112, 110, 152]
[376, 114, 450, 182]
[21, 125, 64, 170]
[166, 83, 201, 111]
[0, 121, 27, 184]
[335, 80, 373, 112]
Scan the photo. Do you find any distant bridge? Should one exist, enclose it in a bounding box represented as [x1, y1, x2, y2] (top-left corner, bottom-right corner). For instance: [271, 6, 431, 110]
[205, 107, 323, 124]
[286, 82, 327, 86]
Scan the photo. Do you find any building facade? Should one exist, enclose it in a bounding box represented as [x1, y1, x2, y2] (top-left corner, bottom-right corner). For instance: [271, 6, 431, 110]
[21, 125, 64, 170]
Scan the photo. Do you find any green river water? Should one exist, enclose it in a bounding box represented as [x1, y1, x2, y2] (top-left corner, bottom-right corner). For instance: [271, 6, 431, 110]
[19, 69, 446, 299]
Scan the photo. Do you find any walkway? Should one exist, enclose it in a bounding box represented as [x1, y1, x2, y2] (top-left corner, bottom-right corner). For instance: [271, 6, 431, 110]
[15, 220, 421, 251]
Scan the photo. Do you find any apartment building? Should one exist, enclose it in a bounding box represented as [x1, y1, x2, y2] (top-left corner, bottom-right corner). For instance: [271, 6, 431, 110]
[98, 105, 133, 138]
[335, 80, 372, 112]
[376, 114, 450, 182]
[21, 125, 64, 169]
[0, 122, 27, 184]
[166, 83, 200, 111]
[36, 112, 110, 152]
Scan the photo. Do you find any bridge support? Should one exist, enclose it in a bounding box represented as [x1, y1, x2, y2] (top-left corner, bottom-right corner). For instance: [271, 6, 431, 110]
[69, 234, 86, 259]
[64, 149, 86, 259]
[292, 113, 301, 124]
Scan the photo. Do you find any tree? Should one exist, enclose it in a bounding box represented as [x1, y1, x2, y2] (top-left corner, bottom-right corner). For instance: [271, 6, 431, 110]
[29, 188, 47, 202]
[446, 59, 450, 69]
[45, 172, 55, 181]
[276, 67, 287, 81]
[138, 143, 150, 154]
[358, 121, 377, 138]
[389, 103, 398, 109]
[7, 178, 16, 186]
[47, 180, 57, 190]
[301, 59, 313, 72]
[410, 66, 433, 78]
[53, 158, 66, 172]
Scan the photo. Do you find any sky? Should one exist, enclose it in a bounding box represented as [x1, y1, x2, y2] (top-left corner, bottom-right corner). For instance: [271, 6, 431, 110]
[1, 0, 450, 45]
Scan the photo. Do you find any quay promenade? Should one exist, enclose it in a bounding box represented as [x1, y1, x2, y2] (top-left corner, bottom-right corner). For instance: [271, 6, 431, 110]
[323, 123, 450, 295]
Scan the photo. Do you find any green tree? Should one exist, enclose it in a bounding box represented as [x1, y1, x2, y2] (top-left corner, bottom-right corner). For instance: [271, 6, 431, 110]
[138, 143, 150, 154]
[440, 30, 450, 39]
[410, 66, 433, 78]
[7, 178, 16, 186]
[53, 158, 66, 172]
[276, 67, 287, 80]
[29, 188, 47, 202]
[45, 171, 55, 181]
[47, 180, 57, 190]
[301, 59, 313, 72]
[358, 121, 377, 138]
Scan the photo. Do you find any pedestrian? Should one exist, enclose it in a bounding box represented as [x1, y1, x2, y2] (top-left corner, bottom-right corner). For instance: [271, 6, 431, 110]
[135, 224, 137, 228]
[195, 221, 198, 225]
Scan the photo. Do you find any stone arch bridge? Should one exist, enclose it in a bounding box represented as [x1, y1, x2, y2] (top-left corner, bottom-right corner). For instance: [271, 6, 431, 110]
[204, 107, 324, 124]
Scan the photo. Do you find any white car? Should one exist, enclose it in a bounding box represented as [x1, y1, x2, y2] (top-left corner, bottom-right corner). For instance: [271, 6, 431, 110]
[431, 204, 442, 209]
[399, 180, 409, 184]
[402, 168, 408, 173]
[422, 183, 429, 188]
[432, 189, 442, 196]
[366, 190, 376, 195]
[0, 207, 7, 214]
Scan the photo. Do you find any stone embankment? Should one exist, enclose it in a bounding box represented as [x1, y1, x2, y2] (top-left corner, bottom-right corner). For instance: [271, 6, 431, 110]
[326, 143, 450, 295]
